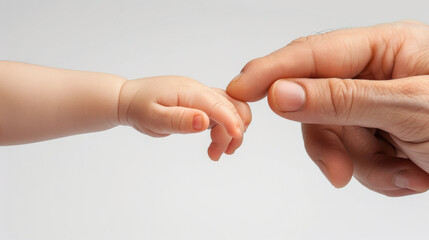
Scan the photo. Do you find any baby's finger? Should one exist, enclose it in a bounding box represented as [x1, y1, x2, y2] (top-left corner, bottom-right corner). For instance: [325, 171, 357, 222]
[225, 137, 243, 155]
[212, 88, 252, 130]
[190, 89, 244, 139]
[208, 125, 232, 161]
[148, 104, 210, 134]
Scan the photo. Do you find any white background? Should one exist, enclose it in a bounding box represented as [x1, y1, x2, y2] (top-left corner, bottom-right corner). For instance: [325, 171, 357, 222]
[1, 0, 429, 239]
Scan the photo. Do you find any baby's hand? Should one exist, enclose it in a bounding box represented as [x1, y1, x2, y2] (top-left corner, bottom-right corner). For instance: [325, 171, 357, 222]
[118, 76, 252, 161]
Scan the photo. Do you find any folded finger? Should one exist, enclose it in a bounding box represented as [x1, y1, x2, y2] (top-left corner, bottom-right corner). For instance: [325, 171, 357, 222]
[302, 124, 353, 188]
[208, 125, 232, 161]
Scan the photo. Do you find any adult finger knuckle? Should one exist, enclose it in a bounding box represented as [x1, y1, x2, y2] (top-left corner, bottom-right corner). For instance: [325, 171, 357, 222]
[362, 153, 388, 190]
[324, 78, 359, 121]
[395, 80, 429, 113]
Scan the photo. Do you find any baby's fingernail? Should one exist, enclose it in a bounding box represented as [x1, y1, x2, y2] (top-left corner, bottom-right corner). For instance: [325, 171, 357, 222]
[272, 81, 305, 112]
[193, 114, 204, 130]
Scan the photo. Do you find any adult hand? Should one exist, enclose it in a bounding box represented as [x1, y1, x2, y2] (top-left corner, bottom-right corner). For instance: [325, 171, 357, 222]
[227, 21, 429, 196]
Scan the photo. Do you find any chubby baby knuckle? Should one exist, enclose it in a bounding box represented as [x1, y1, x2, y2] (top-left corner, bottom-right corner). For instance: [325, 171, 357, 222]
[210, 100, 225, 111]
[170, 109, 187, 131]
[211, 99, 236, 114]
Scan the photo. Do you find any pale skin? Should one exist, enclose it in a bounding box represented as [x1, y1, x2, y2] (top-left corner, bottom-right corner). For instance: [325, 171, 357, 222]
[227, 20, 429, 197]
[0, 61, 251, 161]
[7, 21, 429, 197]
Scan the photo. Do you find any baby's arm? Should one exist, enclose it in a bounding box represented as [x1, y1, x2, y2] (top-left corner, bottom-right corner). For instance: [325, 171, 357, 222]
[0, 61, 251, 160]
[0, 61, 125, 145]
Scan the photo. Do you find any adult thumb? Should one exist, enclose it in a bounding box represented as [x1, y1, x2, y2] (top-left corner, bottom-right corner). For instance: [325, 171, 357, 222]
[267, 77, 426, 134]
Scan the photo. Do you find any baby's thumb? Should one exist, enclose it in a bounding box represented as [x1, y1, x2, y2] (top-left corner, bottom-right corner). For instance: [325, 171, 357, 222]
[151, 105, 210, 134]
[267, 77, 424, 133]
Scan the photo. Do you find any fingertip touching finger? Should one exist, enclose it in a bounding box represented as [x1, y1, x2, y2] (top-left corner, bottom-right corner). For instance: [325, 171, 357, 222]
[212, 88, 252, 131]
[200, 90, 244, 139]
[227, 27, 375, 102]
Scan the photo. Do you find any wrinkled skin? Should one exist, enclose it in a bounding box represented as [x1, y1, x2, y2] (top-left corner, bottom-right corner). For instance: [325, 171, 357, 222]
[227, 21, 429, 196]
